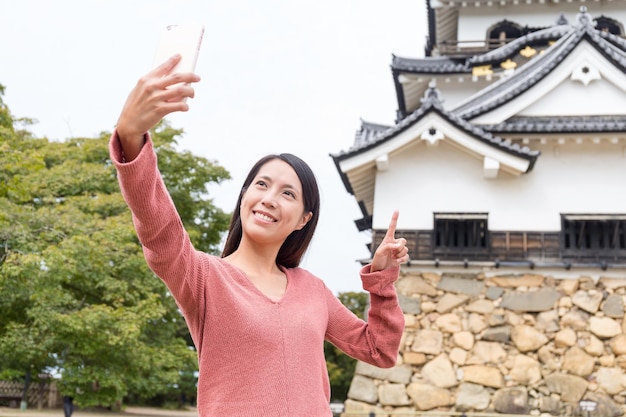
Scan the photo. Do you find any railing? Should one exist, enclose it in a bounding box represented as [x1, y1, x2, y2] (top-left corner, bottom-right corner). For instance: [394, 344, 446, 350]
[0, 380, 57, 409]
[371, 229, 626, 266]
[437, 38, 521, 56]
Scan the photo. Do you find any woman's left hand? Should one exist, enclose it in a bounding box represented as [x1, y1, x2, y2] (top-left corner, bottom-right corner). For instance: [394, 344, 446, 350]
[370, 210, 409, 272]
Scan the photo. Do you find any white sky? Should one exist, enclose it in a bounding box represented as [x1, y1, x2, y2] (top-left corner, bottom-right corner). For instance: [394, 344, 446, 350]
[1, 0, 427, 294]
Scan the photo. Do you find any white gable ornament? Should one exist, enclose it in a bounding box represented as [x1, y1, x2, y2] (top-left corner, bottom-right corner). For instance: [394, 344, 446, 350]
[570, 62, 602, 86]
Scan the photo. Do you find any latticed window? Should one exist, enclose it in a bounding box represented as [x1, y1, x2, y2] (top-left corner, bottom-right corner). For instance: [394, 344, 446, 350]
[562, 215, 626, 251]
[434, 213, 489, 251]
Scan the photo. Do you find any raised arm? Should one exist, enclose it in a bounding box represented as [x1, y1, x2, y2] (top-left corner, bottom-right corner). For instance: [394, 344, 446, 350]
[109, 56, 204, 322]
[116, 54, 201, 161]
[325, 211, 408, 367]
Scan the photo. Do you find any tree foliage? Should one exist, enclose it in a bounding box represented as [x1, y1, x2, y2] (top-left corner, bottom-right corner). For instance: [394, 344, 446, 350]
[0, 85, 231, 408]
[325, 291, 368, 401]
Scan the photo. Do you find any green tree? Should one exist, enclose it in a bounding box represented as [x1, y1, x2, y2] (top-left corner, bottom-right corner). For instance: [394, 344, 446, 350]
[0, 84, 231, 408]
[325, 291, 368, 401]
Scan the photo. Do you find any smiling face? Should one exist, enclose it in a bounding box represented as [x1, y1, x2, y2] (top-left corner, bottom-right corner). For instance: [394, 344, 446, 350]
[239, 159, 313, 248]
[221, 153, 321, 268]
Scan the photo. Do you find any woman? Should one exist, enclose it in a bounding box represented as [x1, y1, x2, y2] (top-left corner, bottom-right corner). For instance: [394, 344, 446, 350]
[110, 54, 408, 417]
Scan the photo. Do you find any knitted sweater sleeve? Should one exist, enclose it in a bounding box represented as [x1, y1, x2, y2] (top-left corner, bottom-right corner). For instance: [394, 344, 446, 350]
[109, 132, 204, 328]
[324, 265, 404, 368]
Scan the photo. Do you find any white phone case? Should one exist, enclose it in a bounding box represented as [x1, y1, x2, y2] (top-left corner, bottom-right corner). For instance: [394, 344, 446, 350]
[153, 23, 205, 73]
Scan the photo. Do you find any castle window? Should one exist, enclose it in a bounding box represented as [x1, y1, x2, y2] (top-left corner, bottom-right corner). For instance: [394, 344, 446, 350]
[434, 214, 489, 257]
[594, 16, 623, 36]
[561, 215, 626, 252]
[487, 20, 523, 47]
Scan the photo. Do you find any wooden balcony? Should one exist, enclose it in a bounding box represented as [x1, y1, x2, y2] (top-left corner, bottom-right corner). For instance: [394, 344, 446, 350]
[371, 229, 626, 266]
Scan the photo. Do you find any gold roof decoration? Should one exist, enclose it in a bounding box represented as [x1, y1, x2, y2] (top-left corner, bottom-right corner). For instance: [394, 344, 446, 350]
[472, 65, 493, 77]
[520, 46, 537, 58]
[500, 59, 517, 70]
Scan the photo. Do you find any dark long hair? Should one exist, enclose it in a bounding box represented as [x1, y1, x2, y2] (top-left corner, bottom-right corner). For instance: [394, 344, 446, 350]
[221, 153, 320, 268]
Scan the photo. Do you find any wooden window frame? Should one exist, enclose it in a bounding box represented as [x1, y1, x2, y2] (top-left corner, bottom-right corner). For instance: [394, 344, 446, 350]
[433, 213, 489, 258]
[561, 214, 626, 258]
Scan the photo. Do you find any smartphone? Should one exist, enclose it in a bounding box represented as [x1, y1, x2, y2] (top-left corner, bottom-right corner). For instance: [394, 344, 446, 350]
[153, 23, 205, 74]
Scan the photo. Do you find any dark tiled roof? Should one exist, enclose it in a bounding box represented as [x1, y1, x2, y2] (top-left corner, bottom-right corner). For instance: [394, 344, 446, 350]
[392, 15, 570, 74]
[455, 8, 626, 119]
[468, 25, 571, 66]
[353, 120, 391, 149]
[332, 86, 540, 166]
[484, 115, 626, 133]
[392, 55, 470, 73]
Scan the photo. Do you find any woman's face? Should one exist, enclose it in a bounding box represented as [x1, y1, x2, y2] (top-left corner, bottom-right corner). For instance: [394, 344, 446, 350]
[239, 159, 312, 247]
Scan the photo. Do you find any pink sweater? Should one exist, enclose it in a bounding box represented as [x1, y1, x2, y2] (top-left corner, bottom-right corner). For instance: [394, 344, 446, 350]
[109, 134, 405, 417]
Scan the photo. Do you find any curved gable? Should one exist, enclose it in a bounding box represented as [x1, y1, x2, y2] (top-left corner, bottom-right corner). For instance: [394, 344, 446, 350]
[331, 87, 540, 217]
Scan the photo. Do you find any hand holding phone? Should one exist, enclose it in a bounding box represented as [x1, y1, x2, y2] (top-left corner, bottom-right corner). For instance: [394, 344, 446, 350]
[116, 24, 204, 160]
[153, 23, 205, 74]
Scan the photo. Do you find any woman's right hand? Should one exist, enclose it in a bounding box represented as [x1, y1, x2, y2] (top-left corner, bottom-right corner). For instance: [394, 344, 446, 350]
[115, 54, 201, 161]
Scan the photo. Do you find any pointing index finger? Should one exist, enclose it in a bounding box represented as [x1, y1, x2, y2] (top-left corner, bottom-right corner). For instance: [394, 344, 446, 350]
[385, 210, 400, 240]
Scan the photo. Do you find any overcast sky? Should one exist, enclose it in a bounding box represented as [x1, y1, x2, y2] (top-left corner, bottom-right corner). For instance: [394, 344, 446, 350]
[1, 0, 427, 294]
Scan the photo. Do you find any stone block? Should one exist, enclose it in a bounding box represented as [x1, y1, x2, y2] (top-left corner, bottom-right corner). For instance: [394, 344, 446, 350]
[347, 375, 378, 404]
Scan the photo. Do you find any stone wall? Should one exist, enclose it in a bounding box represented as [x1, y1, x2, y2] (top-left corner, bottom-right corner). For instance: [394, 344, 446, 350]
[342, 271, 626, 417]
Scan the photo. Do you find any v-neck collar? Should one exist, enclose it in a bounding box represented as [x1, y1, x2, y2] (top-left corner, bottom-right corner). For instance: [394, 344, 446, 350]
[219, 258, 289, 304]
